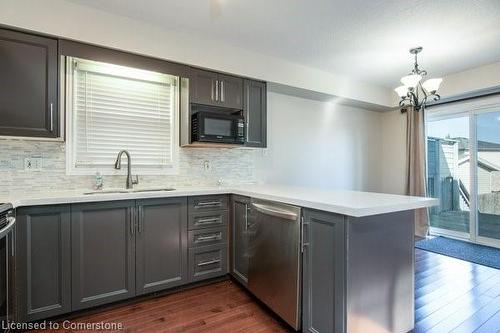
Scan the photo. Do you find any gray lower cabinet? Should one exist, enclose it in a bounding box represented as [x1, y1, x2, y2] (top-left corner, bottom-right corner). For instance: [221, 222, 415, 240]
[135, 198, 188, 295]
[302, 209, 346, 333]
[16, 205, 71, 322]
[244, 79, 267, 147]
[71, 201, 136, 311]
[230, 195, 250, 285]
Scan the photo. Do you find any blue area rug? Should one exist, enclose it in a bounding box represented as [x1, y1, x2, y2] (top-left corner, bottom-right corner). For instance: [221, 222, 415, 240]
[416, 236, 500, 270]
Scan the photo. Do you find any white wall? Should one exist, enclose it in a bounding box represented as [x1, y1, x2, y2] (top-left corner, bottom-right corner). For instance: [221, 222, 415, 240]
[438, 61, 500, 99]
[0, 0, 392, 107]
[255, 93, 383, 191]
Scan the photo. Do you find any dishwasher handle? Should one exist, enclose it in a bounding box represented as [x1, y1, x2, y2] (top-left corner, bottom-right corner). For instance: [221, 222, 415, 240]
[251, 203, 298, 221]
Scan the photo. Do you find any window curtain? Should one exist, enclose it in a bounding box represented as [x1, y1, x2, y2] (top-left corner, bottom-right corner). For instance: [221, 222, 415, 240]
[406, 106, 430, 237]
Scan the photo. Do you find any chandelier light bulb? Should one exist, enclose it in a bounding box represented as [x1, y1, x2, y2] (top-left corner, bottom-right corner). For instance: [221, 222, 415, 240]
[422, 78, 443, 94]
[400, 74, 422, 88]
[394, 85, 409, 98]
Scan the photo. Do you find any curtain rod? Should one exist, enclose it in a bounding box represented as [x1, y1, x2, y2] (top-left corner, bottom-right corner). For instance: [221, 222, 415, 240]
[426, 86, 500, 109]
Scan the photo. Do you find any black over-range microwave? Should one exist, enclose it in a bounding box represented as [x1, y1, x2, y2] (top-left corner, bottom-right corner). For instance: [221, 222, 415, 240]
[191, 111, 245, 144]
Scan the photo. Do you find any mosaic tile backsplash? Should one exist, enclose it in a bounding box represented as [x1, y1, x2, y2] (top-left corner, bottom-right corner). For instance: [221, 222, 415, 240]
[0, 139, 258, 196]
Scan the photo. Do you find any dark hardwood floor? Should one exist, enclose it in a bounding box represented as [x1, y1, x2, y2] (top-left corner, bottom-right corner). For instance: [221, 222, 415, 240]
[29, 249, 500, 332]
[414, 248, 500, 333]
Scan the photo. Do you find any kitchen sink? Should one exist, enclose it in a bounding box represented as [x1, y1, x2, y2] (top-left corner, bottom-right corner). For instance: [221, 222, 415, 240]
[84, 188, 176, 195]
[132, 188, 176, 193]
[83, 189, 129, 195]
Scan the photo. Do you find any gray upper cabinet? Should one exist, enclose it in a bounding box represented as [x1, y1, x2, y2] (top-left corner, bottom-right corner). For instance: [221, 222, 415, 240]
[135, 198, 188, 295]
[190, 68, 219, 107]
[189, 68, 243, 109]
[230, 195, 250, 285]
[16, 205, 71, 322]
[302, 209, 346, 333]
[0, 28, 59, 138]
[71, 201, 136, 311]
[218, 73, 243, 109]
[244, 80, 267, 147]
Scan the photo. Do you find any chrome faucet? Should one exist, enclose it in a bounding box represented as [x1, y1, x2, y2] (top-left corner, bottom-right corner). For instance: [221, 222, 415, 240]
[114, 150, 139, 189]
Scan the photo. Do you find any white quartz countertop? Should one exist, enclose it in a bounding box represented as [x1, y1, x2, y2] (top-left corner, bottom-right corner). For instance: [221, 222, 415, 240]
[2, 184, 438, 217]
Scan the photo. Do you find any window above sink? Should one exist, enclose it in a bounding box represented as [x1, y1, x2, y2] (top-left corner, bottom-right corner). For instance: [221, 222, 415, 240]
[65, 57, 180, 176]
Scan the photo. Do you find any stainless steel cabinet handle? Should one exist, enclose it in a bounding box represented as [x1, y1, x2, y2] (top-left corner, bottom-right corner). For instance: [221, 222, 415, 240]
[196, 217, 220, 225]
[211, 80, 215, 101]
[198, 258, 221, 267]
[11, 225, 15, 257]
[301, 217, 310, 252]
[245, 204, 249, 230]
[195, 233, 222, 243]
[220, 80, 225, 102]
[138, 206, 144, 233]
[196, 201, 221, 208]
[129, 209, 135, 236]
[49, 103, 54, 132]
[215, 80, 219, 101]
[251, 203, 298, 220]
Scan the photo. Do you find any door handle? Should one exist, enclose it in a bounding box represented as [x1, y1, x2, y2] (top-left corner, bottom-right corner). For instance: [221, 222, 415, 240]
[215, 80, 219, 101]
[251, 203, 298, 220]
[195, 233, 222, 243]
[198, 258, 221, 267]
[196, 217, 220, 225]
[220, 80, 225, 102]
[245, 204, 249, 230]
[138, 206, 144, 233]
[195, 201, 222, 208]
[49, 103, 54, 132]
[129, 208, 135, 236]
[301, 217, 310, 252]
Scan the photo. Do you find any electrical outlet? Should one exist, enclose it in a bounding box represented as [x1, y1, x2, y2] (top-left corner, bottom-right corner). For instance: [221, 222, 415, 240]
[24, 157, 42, 171]
[203, 160, 211, 172]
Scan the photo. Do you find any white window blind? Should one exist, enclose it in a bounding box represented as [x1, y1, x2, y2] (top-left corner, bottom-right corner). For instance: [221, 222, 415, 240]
[67, 57, 178, 174]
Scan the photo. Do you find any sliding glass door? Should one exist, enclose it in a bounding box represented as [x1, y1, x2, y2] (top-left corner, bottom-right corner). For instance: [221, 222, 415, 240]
[475, 111, 500, 244]
[426, 104, 500, 248]
[426, 116, 471, 238]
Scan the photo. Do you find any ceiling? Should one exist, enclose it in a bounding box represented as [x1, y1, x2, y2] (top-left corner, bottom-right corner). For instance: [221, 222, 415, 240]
[67, 0, 500, 88]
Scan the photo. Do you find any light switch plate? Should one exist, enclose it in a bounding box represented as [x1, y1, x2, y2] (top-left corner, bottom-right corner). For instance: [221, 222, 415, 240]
[24, 157, 42, 171]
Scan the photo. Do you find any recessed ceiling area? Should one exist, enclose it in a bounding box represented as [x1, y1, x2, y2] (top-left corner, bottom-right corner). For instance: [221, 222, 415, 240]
[66, 0, 500, 89]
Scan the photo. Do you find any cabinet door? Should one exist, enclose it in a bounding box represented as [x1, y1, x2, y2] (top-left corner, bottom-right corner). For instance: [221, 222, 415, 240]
[135, 198, 188, 295]
[302, 209, 345, 333]
[71, 201, 136, 311]
[190, 68, 218, 106]
[244, 80, 267, 147]
[16, 205, 71, 322]
[230, 195, 250, 285]
[0, 29, 58, 138]
[218, 74, 243, 109]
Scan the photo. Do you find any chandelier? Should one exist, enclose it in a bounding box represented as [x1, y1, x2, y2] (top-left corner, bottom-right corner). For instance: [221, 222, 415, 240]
[395, 47, 442, 111]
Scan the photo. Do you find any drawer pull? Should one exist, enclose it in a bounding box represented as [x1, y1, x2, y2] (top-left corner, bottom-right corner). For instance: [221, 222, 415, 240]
[196, 217, 220, 225]
[195, 201, 222, 208]
[195, 233, 222, 243]
[197, 258, 221, 267]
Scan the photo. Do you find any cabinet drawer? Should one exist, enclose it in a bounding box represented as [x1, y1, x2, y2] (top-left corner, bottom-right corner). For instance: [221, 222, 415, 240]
[189, 244, 227, 282]
[188, 210, 228, 230]
[188, 195, 228, 213]
[188, 227, 227, 248]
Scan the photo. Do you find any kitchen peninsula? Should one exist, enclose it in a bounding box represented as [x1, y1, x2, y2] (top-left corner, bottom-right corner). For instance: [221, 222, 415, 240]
[4, 184, 437, 333]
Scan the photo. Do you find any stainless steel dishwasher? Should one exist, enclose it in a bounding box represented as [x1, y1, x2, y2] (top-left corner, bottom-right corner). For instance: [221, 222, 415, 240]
[247, 199, 301, 330]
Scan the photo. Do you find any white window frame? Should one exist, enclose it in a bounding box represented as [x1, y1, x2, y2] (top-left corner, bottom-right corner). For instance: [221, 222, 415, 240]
[65, 56, 179, 176]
